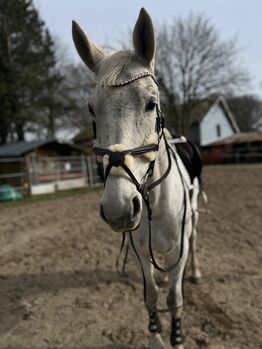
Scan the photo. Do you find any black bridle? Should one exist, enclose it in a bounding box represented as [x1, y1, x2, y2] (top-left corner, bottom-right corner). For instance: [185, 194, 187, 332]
[93, 71, 188, 309]
[94, 104, 166, 206]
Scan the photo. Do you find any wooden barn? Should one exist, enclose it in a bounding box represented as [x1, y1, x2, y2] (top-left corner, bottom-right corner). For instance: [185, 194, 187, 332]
[0, 140, 88, 195]
[201, 132, 262, 164]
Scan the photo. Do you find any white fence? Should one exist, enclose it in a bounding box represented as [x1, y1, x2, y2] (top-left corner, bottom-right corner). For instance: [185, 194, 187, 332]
[1, 150, 261, 196]
[0, 155, 101, 195]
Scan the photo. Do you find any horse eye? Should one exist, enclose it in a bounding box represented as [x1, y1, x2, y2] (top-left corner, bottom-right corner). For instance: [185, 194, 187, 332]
[88, 104, 95, 117]
[146, 101, 156, 111]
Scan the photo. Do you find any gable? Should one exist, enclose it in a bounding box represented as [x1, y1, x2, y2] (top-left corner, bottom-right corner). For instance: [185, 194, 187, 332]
[200, 103, 237, 146]
[190, 96, 239, 132]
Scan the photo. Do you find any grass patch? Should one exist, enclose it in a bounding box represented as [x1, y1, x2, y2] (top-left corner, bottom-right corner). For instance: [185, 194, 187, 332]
[0, 185, 102, 208]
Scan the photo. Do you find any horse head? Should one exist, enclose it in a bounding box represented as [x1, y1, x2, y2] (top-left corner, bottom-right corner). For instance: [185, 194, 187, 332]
[72, 9, 160, 232]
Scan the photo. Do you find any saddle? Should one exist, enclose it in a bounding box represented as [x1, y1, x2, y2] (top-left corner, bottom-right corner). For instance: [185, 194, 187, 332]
[173, 138, 203, 185]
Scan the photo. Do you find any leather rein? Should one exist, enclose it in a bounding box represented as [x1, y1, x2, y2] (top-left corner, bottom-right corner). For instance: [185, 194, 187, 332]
[93, 71, 188, 305]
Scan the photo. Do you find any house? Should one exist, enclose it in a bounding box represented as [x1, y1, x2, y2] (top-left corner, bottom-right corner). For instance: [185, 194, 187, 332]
[187, 96, 240, 146]
[0, 140, 87, 195]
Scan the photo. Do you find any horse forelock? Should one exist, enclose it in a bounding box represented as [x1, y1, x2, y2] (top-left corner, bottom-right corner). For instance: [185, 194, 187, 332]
[97, 50, 134, 87]
[97, 50, 151, 87]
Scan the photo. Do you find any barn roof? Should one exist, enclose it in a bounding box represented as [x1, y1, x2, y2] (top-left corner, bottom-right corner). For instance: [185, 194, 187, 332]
[0, 140, 81, 157]
[207, 131, 262, 145]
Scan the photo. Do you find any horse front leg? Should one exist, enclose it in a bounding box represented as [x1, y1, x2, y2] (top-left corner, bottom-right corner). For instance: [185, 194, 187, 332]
[166, 237, 190, 349]
[130, 235, 165, 349]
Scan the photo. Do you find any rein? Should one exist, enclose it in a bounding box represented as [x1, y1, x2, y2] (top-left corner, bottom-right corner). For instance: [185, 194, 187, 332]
[93, 71, 189, 310]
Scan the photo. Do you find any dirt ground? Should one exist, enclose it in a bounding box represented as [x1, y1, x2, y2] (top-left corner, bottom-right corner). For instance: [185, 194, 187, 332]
[0, 165, 261, 349]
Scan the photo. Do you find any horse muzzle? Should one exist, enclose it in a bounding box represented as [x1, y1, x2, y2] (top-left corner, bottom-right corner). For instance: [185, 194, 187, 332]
[100, 193, 142, 232]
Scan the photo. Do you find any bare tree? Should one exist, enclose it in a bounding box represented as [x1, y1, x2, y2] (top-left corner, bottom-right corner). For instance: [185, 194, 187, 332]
[155, 13, 249, 134]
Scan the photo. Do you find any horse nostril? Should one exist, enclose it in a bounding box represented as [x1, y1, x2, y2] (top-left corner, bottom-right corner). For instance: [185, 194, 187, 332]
[132, 195, 141, 220]
[100, 204, 107, 221]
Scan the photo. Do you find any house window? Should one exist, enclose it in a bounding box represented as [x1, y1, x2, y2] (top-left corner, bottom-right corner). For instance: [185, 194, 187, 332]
[216, 124, 221, 137]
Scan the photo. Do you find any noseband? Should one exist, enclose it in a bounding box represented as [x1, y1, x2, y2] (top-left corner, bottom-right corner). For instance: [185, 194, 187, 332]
[93, 71, 187, 285]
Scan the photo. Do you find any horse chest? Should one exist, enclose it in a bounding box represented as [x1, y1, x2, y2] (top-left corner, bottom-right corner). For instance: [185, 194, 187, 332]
[138, 215, 181, 254]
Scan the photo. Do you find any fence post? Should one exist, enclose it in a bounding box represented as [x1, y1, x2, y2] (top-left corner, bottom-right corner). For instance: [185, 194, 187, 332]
[81, 154, 88, 185]
[87, 155, 94, 187]
[25, 155, 32, 194]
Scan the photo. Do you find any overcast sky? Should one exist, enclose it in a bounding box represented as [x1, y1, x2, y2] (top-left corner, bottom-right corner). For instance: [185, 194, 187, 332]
[35, 0, 262, 98]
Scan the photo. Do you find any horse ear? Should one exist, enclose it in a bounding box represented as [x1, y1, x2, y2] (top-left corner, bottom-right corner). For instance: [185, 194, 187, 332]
[133, 8, 155, 69]
[72, 20, 105, 73]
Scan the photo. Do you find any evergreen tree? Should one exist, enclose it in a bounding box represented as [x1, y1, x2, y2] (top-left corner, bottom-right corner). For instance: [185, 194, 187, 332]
[0, 0, 62, 143]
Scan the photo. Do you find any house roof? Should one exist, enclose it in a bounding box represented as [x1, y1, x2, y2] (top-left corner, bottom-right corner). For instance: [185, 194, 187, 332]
[0, 140, 81, 157]
[207, 131, 262, 145]
[190, 99, 215, 123]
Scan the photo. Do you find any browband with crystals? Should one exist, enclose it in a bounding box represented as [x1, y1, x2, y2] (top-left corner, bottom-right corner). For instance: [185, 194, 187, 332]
[107, 71, 158, 87]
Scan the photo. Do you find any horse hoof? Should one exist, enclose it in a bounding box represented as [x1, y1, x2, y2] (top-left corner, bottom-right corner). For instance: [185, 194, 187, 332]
[190, 275, 201, 284]
[149, 333, 165, 349]
[173, 345, 184, 349]
[190, 269, 202, 284]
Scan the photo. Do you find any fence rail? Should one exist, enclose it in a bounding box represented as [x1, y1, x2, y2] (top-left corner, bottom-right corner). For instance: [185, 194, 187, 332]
[224, 152, 262, 159]
[0, 172, 26, 179]
[202, 147, 262, 164]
